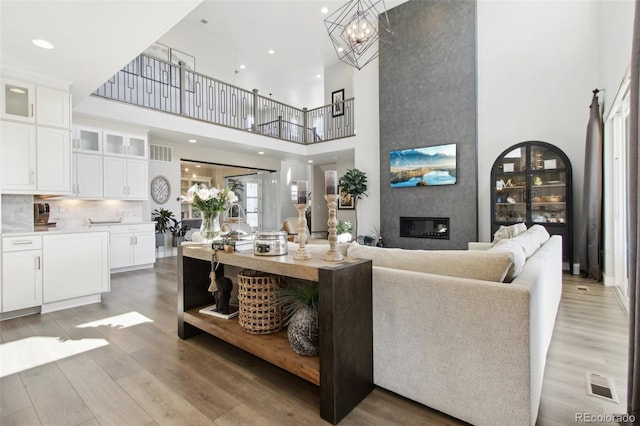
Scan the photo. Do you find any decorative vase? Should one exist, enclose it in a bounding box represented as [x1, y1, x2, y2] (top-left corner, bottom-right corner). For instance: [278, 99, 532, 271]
[200, 210, 222, 242]
[287, 305, 319, 356]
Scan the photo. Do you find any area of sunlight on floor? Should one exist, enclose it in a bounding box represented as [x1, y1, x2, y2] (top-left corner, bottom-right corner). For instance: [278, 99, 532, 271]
[75, 311, 154, 329]
[0, 311, 153, 377]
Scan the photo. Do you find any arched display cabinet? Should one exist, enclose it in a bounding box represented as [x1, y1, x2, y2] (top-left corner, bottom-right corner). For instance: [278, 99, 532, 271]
[490, 141, 573, 267]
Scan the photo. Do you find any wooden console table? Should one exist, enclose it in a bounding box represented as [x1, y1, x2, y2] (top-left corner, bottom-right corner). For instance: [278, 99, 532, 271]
[178, 244, 373, 424]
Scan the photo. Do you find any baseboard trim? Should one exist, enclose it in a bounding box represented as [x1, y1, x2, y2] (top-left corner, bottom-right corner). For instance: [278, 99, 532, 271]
[41, 294, 102, 314]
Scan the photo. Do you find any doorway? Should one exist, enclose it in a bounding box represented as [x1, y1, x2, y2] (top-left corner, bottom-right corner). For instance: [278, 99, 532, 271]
[604, 71, 630, 306]
[180, 159, 277, 231]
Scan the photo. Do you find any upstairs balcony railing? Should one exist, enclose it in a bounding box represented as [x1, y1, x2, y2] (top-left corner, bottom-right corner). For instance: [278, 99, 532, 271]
[93, 54, 355, 145]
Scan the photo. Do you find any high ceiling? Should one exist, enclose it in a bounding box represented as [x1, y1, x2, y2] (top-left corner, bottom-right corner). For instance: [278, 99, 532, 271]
[0, 0, 201, 104]
[1, 0, 405, 108]
[1, 0, 405, 165]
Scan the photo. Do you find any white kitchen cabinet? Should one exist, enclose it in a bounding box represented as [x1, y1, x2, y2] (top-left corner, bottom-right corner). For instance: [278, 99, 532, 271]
[104, 131, 148, 159]
[72, 153, 103, 198]
[109, 224, 155, 271]
[36, 86, 70, 129]
[42, 232, 109, 303]
[1, 236, 42, 312]
[1, 122, 71, 194]
[73, 125, 102, 154]
[36, 126, 71, 194]
[1, 120, 36, 191]
[1, 79, 36, 123]
[103, 157, 148, 199]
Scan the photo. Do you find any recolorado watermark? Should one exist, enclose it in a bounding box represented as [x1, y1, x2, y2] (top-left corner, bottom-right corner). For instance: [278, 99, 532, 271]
[575, 412, 636, 423]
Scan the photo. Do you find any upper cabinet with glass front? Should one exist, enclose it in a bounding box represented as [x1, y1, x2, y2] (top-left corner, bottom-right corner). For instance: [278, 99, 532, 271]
[1, 79, 70, 129]
[104, 131, 148, 159]
[491, 141, 573, 265]
[1, 79, 36, 123]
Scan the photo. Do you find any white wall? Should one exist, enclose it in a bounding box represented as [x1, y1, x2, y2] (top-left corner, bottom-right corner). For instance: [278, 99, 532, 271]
[477, 0, 602, 243]
[598, 0, 635, 118]
[324, 61, 354, 105]
[351, 55, 381, 240]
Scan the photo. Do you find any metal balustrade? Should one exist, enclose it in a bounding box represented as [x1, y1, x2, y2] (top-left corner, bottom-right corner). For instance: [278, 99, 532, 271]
[93, 54, 355, 145]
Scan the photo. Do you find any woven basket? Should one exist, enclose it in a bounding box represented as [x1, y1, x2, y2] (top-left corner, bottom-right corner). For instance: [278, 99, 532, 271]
[237, 270, 286, 335]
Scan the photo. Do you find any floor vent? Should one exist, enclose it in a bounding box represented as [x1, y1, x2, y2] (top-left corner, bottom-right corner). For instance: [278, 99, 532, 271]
[586, 372, 618, 403]
[577, 285, 589, 292]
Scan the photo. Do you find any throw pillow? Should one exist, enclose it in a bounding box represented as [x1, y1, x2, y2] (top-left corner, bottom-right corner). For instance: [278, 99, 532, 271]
[487, 238, 527, 282]
[492, 223, 527, 244]
[508, 225, 550, 258]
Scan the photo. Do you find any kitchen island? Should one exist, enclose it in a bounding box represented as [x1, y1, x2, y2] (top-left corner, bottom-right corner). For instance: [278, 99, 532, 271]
[178, 244, 373, 425]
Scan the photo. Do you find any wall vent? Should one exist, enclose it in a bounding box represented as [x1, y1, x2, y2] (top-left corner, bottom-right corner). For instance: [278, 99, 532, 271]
[150, 144, 173, 162]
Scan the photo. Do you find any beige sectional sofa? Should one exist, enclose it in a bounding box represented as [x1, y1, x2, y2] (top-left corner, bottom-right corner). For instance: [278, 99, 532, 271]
[346, 225, 562, 425]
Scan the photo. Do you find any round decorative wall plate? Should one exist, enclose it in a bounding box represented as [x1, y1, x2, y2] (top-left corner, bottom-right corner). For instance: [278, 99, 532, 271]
[151, 175, 171, 204]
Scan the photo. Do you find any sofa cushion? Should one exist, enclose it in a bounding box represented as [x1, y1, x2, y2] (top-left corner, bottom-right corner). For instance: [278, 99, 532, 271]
[509, 225, 551, 258]
[347, 243, 513, 283]
[487, 238, 527, 282]
[492, 223, 527, 244]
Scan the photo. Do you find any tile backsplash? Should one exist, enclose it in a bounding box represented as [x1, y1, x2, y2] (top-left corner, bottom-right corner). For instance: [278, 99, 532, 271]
[1, 195, 145, 232]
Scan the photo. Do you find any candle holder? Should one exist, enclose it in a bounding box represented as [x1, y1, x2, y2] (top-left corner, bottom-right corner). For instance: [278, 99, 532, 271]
[294, 204, 312, 260]
[324, 194, 343, 262]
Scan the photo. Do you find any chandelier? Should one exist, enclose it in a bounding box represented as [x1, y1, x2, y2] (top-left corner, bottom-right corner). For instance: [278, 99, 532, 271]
[324, 0, 392, 70]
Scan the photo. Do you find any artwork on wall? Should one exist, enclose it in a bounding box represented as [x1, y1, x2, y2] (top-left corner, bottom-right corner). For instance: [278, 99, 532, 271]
[170, 48, 195, 71]
[332, 89, 345, 117]
[390, 143, 457, 187]
[338, 189, 355, 209]
[143, 42, 170, 62]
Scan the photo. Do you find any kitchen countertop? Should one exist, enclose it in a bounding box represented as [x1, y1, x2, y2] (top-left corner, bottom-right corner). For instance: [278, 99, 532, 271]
[1, 221, 155, 237]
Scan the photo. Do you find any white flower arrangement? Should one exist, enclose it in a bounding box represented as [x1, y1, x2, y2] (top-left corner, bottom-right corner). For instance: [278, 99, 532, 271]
[181, 183, 238, 212]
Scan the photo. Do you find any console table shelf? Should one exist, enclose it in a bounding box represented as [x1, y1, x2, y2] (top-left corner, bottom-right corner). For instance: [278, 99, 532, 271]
[183, 307, 320, 385]
[178, 244, 373, 424]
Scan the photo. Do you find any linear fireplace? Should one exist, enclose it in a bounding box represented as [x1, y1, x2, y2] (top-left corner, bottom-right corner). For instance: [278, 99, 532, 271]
[400, 217, 450, 240]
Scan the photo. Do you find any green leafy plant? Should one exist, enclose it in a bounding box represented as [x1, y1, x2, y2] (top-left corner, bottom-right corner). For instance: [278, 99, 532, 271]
[277, 279, 319, 326]
[338, 168, 368, 235]
[152, 208, 177, 234]
[169, 221, 190, 237]
[336, 220, 353, 235]
[338, 168, 368, 204]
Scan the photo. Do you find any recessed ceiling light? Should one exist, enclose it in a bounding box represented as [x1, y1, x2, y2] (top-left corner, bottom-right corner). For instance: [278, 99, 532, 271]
[185, 168, 189, 172]
[9, 88, 26, 94]
[196, 165, 201, 168]
[316, 74, 321, 79]
[258, 151, 265, 155]
[268, 49, 275, 55]
[337, 47, 344, 53]
[308, 160, 314, 163]
[321, 7, 329, 14]
[240, 64, 246, 69]
[32, 39, 54, 49]
[188, 139, 197, 143]
[192, 174, 196, 178]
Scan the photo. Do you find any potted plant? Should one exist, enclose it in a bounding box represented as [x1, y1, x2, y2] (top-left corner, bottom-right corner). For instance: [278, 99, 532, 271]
[170, 221, 190, 247]
[152, 208, 177, 247]
[277, 279, 319, 356]
[336, 220, 353, 243]
[338, 168, 368, 235]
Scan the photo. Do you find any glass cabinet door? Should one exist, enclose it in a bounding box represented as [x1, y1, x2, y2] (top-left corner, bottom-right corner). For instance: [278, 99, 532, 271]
[494, 146, 527, 224]
[2, 79, 36, 123]
[529, 145, 567, 225]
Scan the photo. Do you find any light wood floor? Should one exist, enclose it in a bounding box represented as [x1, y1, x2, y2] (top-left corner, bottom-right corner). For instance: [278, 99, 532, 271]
[0, 258, 629, 425]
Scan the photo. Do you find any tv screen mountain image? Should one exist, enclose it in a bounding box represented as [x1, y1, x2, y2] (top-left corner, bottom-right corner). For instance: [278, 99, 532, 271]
[390, 143, 457, 187]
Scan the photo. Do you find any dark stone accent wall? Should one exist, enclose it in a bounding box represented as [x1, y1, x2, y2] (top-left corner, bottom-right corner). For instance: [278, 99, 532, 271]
[379, 0, 477, 249]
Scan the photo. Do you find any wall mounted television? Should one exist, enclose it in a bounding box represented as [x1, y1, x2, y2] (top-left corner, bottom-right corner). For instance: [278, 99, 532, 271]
[390, 143, 457, 188]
